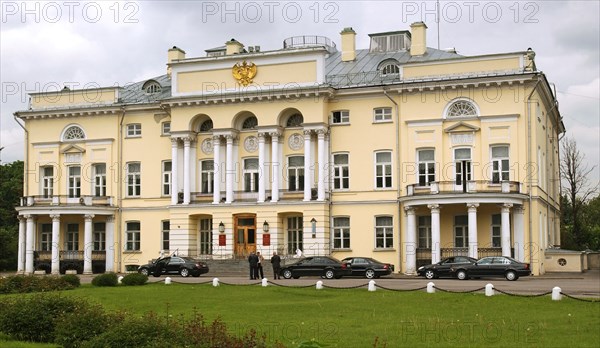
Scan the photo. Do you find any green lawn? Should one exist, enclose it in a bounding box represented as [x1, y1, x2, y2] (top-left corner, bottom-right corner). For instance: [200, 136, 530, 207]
[4, 282, 600, 347]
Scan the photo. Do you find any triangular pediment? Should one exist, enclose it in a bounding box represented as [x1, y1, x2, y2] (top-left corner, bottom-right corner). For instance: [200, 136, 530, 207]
[444, 122, 480, 133]
[61, 144, 86, 154]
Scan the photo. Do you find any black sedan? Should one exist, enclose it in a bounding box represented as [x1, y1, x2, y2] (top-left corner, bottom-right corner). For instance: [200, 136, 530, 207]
[342, 257, 394, 279]
[280, 256, 352, 279]
[138, 256, 209, 277]
[450, 256, 531, 281]
[417, 256, 477, 279]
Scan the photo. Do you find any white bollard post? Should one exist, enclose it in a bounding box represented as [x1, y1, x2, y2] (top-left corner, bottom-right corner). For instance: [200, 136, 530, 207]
[485, 283, 494, 296]
[212, 278, 219, 287]
[552, 286, 562, 301]
[427, 282, 435, 293]
[262, 278, 268, 287]
[118, 276, 123, 284]
[165, 277, 171, 285]
[316, 280, 323, 290]
[368, 280, 376, 292]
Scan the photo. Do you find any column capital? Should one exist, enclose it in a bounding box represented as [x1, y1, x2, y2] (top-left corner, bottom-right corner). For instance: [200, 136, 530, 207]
[183, 136, 194, 145]
[171, 137, 180, 146]
[225, 134, 237, 142]
[427, 204, 440, 213]
[17, 215, 25, 222]
[257, 132, 267, 140]
[316, 128, 328, 137]
[514, 205, 525, 214]
[269, 131, 281, 139]
[50, 214, 61, 221]
[84, 214, 95, 221]
[106, 215, 115, 223]
[502, 203, 513, 212]
[212, 135, 222, 142]
[404, 206, 416, 215]
[24, 214, 34, 221]
[467, 203, 479, 211]
[303, 129, 312, 137]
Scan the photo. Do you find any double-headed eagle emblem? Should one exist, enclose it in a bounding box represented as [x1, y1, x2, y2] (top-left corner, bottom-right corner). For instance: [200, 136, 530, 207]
[232, 61, 257, 86]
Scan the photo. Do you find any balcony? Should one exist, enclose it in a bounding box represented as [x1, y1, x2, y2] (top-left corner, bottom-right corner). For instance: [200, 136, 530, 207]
[405, 180, 522, 197]
[34, 250, 107, 274]
[190, 189, 323, 204]
[20, 195, 114, 207]
[283, 35, 337, 53]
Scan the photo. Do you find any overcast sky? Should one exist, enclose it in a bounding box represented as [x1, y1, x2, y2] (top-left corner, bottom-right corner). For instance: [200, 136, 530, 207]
[1, 0, 599, 187]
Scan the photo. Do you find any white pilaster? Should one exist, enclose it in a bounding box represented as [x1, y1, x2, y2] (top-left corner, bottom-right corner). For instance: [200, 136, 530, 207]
[317, 129, 326, 201]
[105, 216, 115, 272]
[190, 143, 197, 193]
[83, 214, 94, 274]
[17, 216, 25, 274]
[171, 138, 179, 205]
[467, 203, 479, 259]
[513, 206, 525, 262]
[324, 133, 330, 193]
[258, 133, 266, 202]
[429, 204, 441, 264]
[213, 136, 222, 204]
[271, 132, 280, 202]
[501, 203, 512, 257]
[405, 207, 417, 274]
[303, 130, 312, 201]
[51, 214, 60, 275]
[25, 215, 34, 274]
[183, 137, 191, 204]
[225, 135, 234, 203]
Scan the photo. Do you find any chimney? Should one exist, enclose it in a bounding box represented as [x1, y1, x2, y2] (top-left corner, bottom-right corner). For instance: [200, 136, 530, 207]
[410, 22, 427, 56]
[340, 27, 356, 62]
[167, 46, 186, 76]
[225, 38, 244, 55]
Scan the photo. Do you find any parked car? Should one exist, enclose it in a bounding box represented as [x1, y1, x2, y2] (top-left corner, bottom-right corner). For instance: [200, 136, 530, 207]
[341, 257, 394, 279]
[417, 256, 478, 279]
[280, 256, 352, 279]
[450, 256, 531, 281]
[138, 256, 209, 277]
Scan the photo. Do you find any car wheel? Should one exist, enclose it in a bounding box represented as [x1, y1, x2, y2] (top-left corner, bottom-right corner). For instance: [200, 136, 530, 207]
[180, 268, 190, 277]
[424, 270, 435, 280]
[324, 269, 335, 279]
[456, 270, 468, 280]
[139, 268, 149, 276]
[505, 270, 518, 281]
[282, 269, 292, 279]
[365, 269, 376, 279]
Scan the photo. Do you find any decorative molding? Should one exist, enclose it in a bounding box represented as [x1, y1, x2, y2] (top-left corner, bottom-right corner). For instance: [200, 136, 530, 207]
[201, 139, 213, 155]
[244, 136, 258, 153]
[451, 133, 474, 145]
[288, 133, 303, 151]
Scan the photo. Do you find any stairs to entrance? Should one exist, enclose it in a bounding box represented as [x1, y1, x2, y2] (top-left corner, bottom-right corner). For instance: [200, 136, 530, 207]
[204, 259, 253, 278]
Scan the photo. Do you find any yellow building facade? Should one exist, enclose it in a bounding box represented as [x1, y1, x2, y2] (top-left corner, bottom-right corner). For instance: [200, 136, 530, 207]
[15, 22, 563, 276]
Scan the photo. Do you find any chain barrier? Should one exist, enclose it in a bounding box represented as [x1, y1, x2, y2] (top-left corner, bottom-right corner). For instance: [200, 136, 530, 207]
[494, 288, 552, 297]
[560, 292, 600, 303]
[375, 284, 428, 292]
[322, 283, 369, 290]
[433, 286, 486, 293]
[267, 281, 316, 288]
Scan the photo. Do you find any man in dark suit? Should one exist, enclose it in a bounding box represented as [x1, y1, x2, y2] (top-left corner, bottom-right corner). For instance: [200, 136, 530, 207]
[248, 252, 259, 279]
[271, 251, 282, 279]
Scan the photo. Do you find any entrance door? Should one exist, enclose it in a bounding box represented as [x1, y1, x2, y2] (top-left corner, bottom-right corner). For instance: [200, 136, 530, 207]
[234, 215, 256, 257]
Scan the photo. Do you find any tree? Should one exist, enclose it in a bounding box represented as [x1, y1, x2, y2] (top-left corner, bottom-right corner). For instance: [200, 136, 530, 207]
[0, 160, 23, 271]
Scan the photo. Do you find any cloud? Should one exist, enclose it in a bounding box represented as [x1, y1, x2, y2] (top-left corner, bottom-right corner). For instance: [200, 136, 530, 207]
[0, 126, 24, 164]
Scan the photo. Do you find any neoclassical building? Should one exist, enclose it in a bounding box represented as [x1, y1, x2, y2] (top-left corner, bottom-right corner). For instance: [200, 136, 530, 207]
[15, 22, 563, 275]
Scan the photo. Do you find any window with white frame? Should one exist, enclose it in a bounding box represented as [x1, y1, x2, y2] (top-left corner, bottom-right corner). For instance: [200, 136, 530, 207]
[286, 114, 303, 127]
[418, 216, 432, 248]
[375, 151, 392, 188]
[68, 166, 81, 198]
[379, 60, 400, 76]
[199, 120, 213, 132]
[200, 218, 212, 255]
[287, 216, 303, 254]
[126, 221, 141, 251]
[66, 224, 79, 251]
[145, 82, 161, 94]
[331, 110, 350, 124]
[201, 160, 214, 194]
[162, 122, 171, 135]
[127, 162, 141, 197]
[126, 124, 142, 137]
[491, 214, 501, 248]
[446, 100, 478, 118]
[243, 158, 259, 192]
[454, 148, 472, 185]
[62, 125, 85, 141]
[454, 215, 469, 248]
[287, 156, 304, 191]
[41, 166, 54, 198]
[375, 216, 394, 249]
[417, 149, 435, 186]
[93, 222, 106, 251]
[162, 161, 171, 196]
[333, 153, 349, 190]
[242, 116, 258, 130]
[491, 145, 510, 183]
[332, 217, 350, 249]
[40, 224, 52, 251]
[93, 164, 106, 197]
[161, 220, 170, 251]
[374, 107, 392, 122]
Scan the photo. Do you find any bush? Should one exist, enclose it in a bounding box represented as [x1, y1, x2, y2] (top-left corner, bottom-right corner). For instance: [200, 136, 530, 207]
[54, 304, 120, 348]
[61, 274, 81, 288]
[0, 275, 74, 294]
[91, 273, 118, 287]
[121, 273, 148, 286]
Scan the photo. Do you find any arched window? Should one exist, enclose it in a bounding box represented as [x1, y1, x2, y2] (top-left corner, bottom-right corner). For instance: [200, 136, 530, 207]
[199, 120, 213, 132]
[446, 100, 478, 118]
[242, 116, 258, 130]
[143, 81, 161, 94]
[286, 113, 303, 127]
[62, 125, 85, 141]
[379, 60, 400, 76]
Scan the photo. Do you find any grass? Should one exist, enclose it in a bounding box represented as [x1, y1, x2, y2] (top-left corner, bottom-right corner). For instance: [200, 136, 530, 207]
[4, 282, 600, 347]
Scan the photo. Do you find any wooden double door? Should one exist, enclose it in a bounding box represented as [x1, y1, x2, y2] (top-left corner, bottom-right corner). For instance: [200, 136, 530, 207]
[234, 214, 256, 257]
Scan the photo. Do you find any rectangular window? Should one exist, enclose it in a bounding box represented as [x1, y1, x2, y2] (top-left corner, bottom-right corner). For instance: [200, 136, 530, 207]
[491, 214, 501, 248]
[162, 122, 171, 135]
[417, 149, 435, 186]
[93, 222, 106, 251]
[287, 216, 303, 254]
[200, 218, 212, 255]
[375, 151, 392, 188]
[127, 124, 141, 137]
[161, 220, 170, 251]
[375, 216, 393, 249]
[374, 107, 392, 122]
[454, 148, 472, 185]
[332, 217, 350, 249]
[331, 110, 350, 124]
[126, 221, 141, 251]
[68, 166, 81, 198]
[127, 162, 141, 197]
[418, 216, 432, 248]
[93, 164, 106, 197]
[201, 160, 214, 194]
[287, 156, 304, 191]
[333, 153, 349, 190]
[244, 158, 259, 192]
[162, 161, 172, 196]
[454, 215, 469, 248]
[66, 224, 79, 251]
[40, 224, 52, 251]
[41, 167, 54, 198]
[491, 146, 510, 183]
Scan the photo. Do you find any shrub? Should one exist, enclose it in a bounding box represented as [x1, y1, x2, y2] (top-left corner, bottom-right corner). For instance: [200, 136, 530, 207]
[91, 273, 118, 287]
[121, 273, 148, 286]
[0, 275, 74, 294]
[54, 304, 119, 348]
[61, 274, 81, 288]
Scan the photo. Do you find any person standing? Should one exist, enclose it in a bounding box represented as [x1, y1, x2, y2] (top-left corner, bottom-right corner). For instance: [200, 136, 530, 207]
[248, 252, 259, 279]
[271, 251, 281, 279]
[257, 252, 265, 279]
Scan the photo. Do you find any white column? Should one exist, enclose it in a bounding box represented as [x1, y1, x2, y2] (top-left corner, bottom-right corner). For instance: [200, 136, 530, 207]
[324, 133, 330, 193]
[17, 216, 25, 274]
[317, 129, 326, 201]
[105, 216, 115, 272]
[83, 214, 94, 274]
[183, 137, 191, 204]
[271, 132, 280, 202]
[405, 207, 417, 274]
[171, 138, 179, 205]
[225, 135, 234, 203]
[213, 136, 221, 204]
[513, 206, 525, 262]
[429, 204, 441, 264]
[51, 214, 60, 275]
[501, 204, 512, 257]
[25, 215, 34, 274]
[303, 130, 312, 201]
[258, 133, 266, 203]
[467, 203, 479, 259]
[190, 143, 197, 193]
